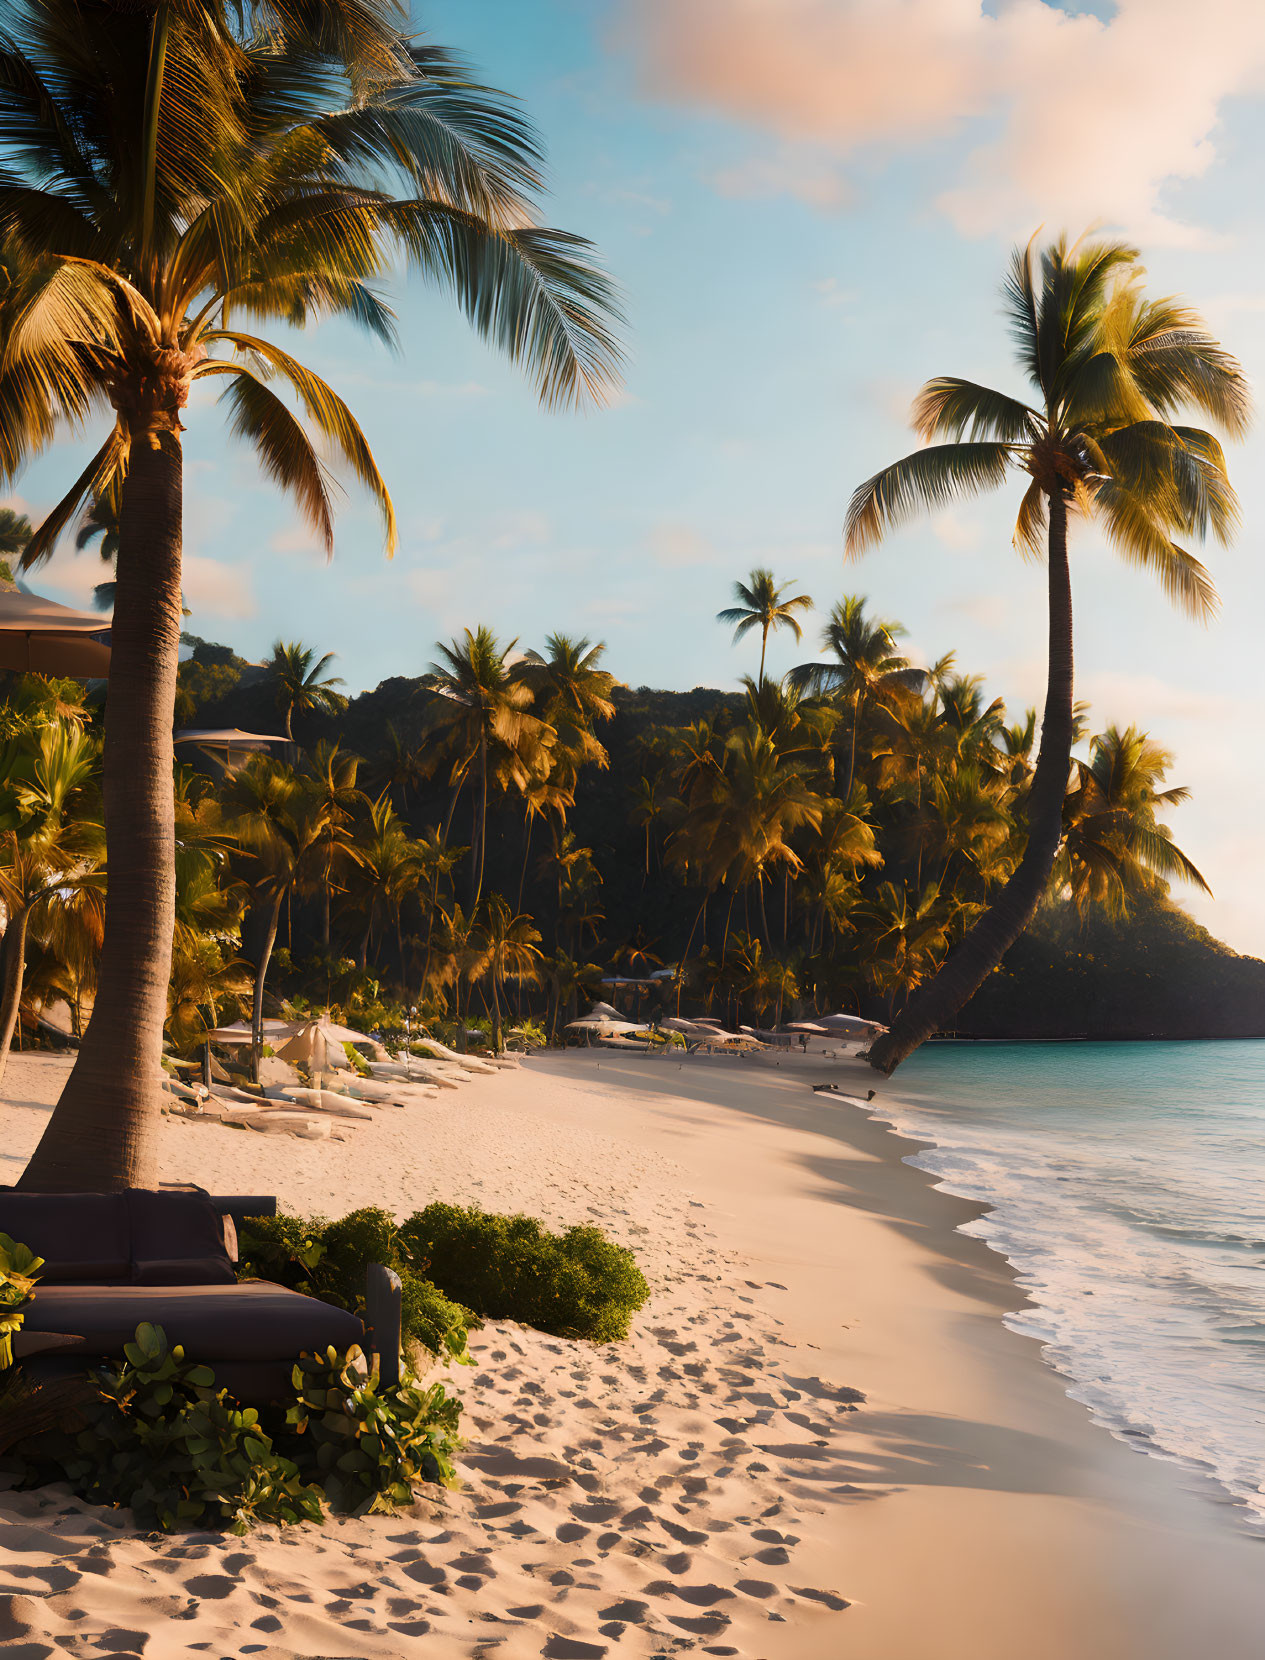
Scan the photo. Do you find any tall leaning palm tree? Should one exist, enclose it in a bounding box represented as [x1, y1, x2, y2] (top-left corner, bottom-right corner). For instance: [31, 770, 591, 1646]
[846, 232, 1247, 1075]
[717, 568, 814, 682]
[8, 4, 621, 1189]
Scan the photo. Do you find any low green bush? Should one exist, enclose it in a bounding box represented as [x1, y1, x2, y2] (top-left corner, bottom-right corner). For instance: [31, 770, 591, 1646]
[16, 1322, 461, 1534]
[237, 1209, 476, 1366]
[400, 1204, 650, 1344]
[240, 1202, 650, 1352]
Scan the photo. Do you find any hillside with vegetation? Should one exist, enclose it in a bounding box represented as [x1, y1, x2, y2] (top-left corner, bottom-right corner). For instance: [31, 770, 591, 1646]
[1, 579, 1259, 1068]
[103, 588, 1265, 1051]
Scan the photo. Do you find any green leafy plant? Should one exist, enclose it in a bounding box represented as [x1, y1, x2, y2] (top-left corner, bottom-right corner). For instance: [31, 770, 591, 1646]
[24, 1322, 325, 1534]
[398, 1204, 650, 1344]
[16, 1323, 461, 1534]
[341, 1041, 371, 1077]
[281, 1345, 462, 1513]
[237, 1210, 476, 1366]
[505, 1018, 548, 1050]
[0, 1233, 43, 1368]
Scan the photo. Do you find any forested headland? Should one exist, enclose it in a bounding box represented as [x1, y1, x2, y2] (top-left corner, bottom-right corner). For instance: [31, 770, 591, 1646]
[135, 585, 1264, 1051]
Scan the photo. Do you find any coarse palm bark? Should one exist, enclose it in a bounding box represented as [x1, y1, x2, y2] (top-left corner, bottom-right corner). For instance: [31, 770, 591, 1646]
[20, 423, 185, 1189]
[866, 494, 1073, 1073]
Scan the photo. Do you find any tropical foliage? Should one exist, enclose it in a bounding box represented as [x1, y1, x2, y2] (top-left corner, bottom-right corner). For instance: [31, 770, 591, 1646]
[0, 548, 1238, 1068]
[0, 0, 623, 1191]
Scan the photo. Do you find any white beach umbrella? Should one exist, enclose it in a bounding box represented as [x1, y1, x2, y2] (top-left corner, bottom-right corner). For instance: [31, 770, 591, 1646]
[0, 588, 112, 677]
[815, 1013, 888, 1036]
[206, 1018, 297, 1045]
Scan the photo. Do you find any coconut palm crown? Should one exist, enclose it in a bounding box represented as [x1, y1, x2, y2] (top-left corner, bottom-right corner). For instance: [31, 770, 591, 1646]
[4, 1, 623, 1189]
[717, 568, 814, 682]
[845, 232, 1248, 1075]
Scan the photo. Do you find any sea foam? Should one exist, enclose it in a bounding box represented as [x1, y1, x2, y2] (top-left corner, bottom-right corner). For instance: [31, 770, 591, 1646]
[871, 1040, 1265, 1527]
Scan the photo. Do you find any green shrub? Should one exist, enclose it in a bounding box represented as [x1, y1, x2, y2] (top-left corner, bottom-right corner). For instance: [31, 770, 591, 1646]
[398, 1203, 650, 1343]
[21, 1323, 325, 1534]
[283, 1345, 461, 1512]
[237, 1209, 476, 1367]
[15, 1322, 461, 1535]
[0, 1234, 43, 1369]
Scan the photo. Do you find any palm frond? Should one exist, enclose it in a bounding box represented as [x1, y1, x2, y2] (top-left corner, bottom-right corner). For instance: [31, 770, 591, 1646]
[22, 427, 124, 567]
[202, 330, 396, 552]
[911, 378, 1038, 443]
[1091, 477, 1219, 619]
[204, 362, 335, 553]
[1013, 477, 1046, 559]
[845, 443, 1013, 557]
[385, 204, 624, 409]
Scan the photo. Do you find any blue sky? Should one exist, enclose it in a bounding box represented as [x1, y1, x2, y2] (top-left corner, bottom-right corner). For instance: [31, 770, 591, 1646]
[17, 0, 1265, 952]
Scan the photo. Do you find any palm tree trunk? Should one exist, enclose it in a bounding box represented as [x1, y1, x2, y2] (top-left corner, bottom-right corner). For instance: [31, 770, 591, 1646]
[252, 890, 285, 1083]
[517, 812, 534, 912]
[0, 905, 31, 1088]
[759, 626, 768, 683]
[866, 494, 1074, 1075]
[472, 738, 489, 908]
[21, 422, 185, 1190]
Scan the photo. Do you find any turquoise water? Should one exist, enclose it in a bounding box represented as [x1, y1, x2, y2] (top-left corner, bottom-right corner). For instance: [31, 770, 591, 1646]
[879, 1040, 1265, 1524]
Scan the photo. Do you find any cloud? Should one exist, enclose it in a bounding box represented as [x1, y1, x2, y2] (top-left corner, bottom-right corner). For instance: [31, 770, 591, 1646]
[616, 0, 1265, 242]
[1076, 669, 1241, 728]
[181, 554, 257, 621]
[33, 546, 255, 622]
[710, 150, 851, 209]
[932, 510, 982, 553]
[941, 592, 1010, 630]
[646, 522, 720, 568]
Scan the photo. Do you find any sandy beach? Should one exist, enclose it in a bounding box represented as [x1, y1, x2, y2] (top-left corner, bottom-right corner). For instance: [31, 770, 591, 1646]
[2, 1047, 1263, 1659]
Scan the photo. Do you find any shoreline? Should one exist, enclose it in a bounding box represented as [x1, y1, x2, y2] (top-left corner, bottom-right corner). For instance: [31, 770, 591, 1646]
[523, 1049, 1265, 1659]
[1, 1049, 1263, 1657]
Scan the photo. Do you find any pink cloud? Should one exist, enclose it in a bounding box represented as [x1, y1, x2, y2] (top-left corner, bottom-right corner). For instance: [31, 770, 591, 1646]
[615, 0, 1265, 243]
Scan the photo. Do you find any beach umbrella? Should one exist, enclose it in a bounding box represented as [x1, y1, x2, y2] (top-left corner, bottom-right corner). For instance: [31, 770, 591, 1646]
[275, 1021, 342, 1073]
[175, 728, 289, 769]
[0, 588, 111, 677]
[205, 1018, 297, 1046]
[782, 1021, 830, 1034]
[815, 1013, 888, 1036]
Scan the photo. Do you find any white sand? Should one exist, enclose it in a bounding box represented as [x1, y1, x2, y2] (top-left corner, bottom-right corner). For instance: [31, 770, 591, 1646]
[0, 1053, 855, 1659]
[3, 1047, 1265, 1660]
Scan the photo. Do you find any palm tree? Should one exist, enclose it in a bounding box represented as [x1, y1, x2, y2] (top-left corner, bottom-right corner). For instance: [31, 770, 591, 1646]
[301, 741, 366, 948]
[787, 597, 922, 797]
[846, 232, 1247, 1074]
[221, 758, 329, 1080]
[1059, 726, 1209, 918]
[0, 722, 102, 1082]
[76, 494, 121, 612]
[269, 642, 345, 743]
[0, 509, 30, 578]
[471, 894, 542, 1052]
[340, 793, 422, 974]
[426, 628, 554, 909]
[10, 9, 622, 1189]
[717, 568, 814, 682]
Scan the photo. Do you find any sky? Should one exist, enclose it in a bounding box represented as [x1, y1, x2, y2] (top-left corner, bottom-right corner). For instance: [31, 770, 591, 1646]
[14, 0, 1265, 953]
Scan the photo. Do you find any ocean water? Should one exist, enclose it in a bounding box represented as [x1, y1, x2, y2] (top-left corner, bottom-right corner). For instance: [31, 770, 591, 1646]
[877, 1040, 1265, 1526]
